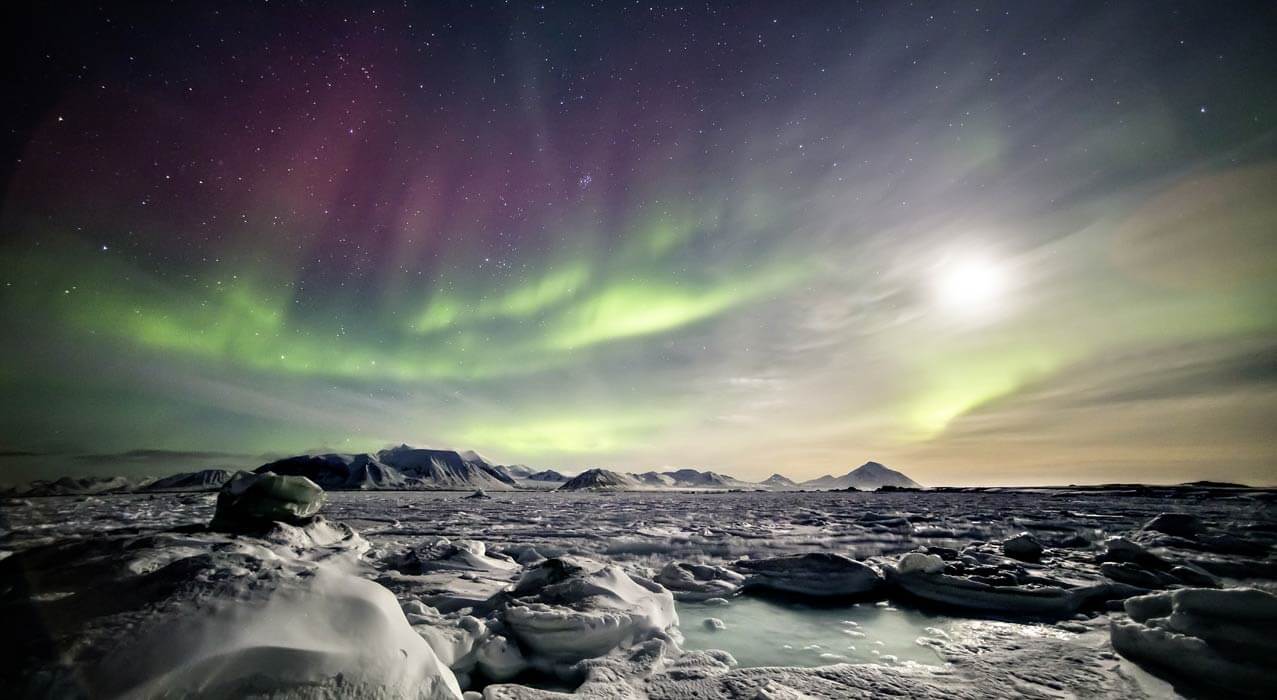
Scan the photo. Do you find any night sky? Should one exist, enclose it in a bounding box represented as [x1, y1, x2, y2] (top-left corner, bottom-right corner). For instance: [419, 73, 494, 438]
[3, 2, 1276, 486]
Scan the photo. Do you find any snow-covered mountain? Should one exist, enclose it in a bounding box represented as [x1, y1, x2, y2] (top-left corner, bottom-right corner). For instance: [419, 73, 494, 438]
[376, 445, 517, 490]
[632, 471, 676, 487]
[800, 461, 920, 490]
[659, 468, 750, 489]
[760, 473, 799, 490]
[256, 452, 417, 490]
[143, 469, 232, 491]
[20, 475, 141, 497]
[10, 447, 919, 495]
[558, 469, 639, 491]
[252, 446, 517, 491]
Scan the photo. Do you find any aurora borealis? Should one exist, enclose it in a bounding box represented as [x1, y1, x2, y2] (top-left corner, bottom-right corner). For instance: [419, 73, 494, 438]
[3, 2, 1276, 485]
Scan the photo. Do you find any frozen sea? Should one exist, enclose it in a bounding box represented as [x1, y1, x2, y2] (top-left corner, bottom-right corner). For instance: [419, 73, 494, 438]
[2, 487, 1274, 698]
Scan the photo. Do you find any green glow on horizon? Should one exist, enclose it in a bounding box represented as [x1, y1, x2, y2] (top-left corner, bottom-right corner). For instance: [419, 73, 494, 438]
[459, 410, 673, 455]
[901, 342, 1069, 437]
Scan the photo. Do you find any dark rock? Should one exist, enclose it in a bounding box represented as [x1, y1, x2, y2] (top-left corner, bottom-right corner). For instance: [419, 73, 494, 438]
[1003, 533, 1044, 562]
[209, 471, 325, 531]
[1142, 513, 1204, 538]
[1100, 562, 1165, 589]
[1170, 565, 1219, 588]
[924, 546, 961, 560]
[1055, 534, 1092, 549]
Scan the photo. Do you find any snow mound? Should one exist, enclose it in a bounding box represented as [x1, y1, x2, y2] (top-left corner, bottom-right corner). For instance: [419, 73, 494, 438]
[897, 552, 945, 575]
[1111, 587, 1277, 696]
[2, 519, 460, 698]
[499, 556, 677, 664]
[93, 565, 462, 698]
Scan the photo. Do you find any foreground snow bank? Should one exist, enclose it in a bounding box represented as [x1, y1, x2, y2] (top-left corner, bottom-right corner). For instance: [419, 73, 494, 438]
[94, 565, 462, 698]
[2, 515, 462, 698]
[1111, 587, 1277, 696]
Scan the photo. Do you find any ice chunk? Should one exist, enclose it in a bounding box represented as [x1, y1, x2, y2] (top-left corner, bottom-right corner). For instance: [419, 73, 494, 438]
[897, 552, 945, 575]
[657, 560, 746, 600]
[390, 537, 520, 575]
[735, 552, 883, 598]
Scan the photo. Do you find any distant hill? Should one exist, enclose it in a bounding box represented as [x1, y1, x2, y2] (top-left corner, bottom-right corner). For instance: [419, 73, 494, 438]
[504, 464, 537, 478]
[1179, 480, 1249, 488]
[659, 468, 750, 489]
[800, 461, 920, 490]
[558, 469, 638, 491]
[143, 469, 232, 491]
[21, 475, 140, 497]
[760, 473, 799, 490]
[526, 469, 568, 482]
[632, 471, 676, 487]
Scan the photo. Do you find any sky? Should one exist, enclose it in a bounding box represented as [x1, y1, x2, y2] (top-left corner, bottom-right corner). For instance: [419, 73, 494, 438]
[2, 2, 1275, 486]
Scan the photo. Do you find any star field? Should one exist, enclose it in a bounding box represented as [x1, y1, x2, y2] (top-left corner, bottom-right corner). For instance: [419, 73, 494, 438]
[2, 1, 1276, 485]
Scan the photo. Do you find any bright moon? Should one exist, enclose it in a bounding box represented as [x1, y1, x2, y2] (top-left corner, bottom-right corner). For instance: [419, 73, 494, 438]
[936, 257, 1006, 313]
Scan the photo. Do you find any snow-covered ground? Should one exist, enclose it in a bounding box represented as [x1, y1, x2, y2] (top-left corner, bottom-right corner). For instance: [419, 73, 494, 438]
[2, 488, 1274, 698]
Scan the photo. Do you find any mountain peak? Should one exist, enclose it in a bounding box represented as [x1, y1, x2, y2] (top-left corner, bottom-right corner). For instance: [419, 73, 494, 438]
[558, 468, 636, 491]
[802, 461, 920, 490]
[846, 461, 888, 476]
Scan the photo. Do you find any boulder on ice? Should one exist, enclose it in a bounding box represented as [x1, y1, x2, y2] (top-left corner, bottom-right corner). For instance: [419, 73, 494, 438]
[210, 471, 325, 531]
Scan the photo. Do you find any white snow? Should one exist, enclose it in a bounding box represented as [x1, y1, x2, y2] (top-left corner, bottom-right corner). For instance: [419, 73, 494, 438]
[3, 485, 1273, 698]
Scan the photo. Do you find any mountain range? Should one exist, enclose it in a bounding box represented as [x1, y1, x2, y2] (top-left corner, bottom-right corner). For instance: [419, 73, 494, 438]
[3, 447, 921, 495]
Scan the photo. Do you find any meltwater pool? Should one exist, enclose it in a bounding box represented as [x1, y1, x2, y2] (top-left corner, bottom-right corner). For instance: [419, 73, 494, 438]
[676, 596, 955, 668]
